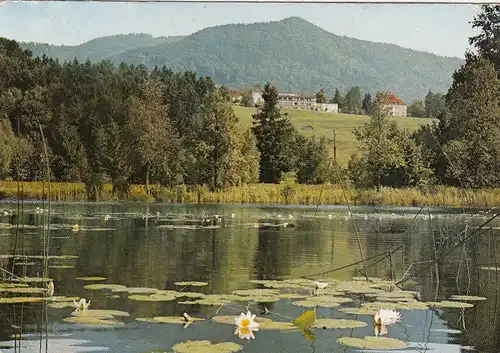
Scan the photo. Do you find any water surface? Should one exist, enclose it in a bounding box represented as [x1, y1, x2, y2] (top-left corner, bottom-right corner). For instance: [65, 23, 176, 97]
[0, 202, 499, 353]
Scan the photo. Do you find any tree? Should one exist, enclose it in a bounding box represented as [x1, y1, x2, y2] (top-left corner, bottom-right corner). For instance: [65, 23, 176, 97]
[0, 119, 16, 179]
[408, 99, 425, 117]
[469, 5, 500, 73]
[195, 87, 241, 190]
[362, 93, 372, 115]
[252, 83, 298, 183]
[315, 88, 328, 103]
[331, 88, 345, 112]
[127, 78, 181, 193]
[296, 135, 333, 184]
[240, 88, 254, 107]
[424, 91, 446, 118]
[440, 56, 500, 187]
[349, 92, 405, 191]
[344, 86, 362, 114]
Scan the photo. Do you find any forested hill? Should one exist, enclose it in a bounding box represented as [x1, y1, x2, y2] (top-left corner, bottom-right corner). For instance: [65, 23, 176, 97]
[19, 17, 463, 101]
[21, 34, 185, 63]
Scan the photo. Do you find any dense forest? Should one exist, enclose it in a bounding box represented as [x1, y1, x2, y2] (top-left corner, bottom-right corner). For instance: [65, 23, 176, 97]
[2, 5, 500, 202]
[20, 17, 462, 102]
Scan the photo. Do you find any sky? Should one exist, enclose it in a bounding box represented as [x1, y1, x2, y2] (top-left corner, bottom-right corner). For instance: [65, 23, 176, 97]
[0, 2, 480, 58]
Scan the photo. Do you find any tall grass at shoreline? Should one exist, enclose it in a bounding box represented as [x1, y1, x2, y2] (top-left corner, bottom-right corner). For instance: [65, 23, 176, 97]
[1, 181, 500, 208]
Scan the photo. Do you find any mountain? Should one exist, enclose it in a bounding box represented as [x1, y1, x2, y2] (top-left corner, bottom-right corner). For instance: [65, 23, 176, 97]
[21, 33, 184, 63]
[19, 17, 463, 101]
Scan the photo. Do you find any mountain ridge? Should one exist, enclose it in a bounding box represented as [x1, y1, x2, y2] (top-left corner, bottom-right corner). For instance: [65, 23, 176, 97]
[18, 17, 463, 101]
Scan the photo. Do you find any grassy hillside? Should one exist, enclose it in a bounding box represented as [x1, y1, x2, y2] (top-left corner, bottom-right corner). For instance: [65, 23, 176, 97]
[233, 105, 435, 166]
[19, 17, 463, 102]
[21, 34, 184, 63]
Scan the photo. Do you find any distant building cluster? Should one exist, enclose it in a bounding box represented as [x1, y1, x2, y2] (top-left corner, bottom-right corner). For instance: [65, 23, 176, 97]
[252, 90, 339, 114]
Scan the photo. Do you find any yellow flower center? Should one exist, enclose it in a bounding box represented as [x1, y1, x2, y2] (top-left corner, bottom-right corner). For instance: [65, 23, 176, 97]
[239, 327, 251, 335]
[241, 319, 251, 327]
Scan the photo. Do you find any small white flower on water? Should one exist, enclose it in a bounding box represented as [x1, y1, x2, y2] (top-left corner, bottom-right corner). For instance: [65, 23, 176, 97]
[231, 213, 235, 218]
[288, 214, 294, 220]
[104, 215, 111, 221]
[234, 311, 259, 340]
[72, 224, 79, 232]
[374, 309, 400, 326]
[46, 281, 54, 296]
[313, 281, 328, 290]
[73, 298, 90, 311]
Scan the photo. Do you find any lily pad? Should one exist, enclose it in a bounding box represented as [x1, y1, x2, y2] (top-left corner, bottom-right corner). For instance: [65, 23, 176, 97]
[279, 293, 308, 299]
[178, 298, 229, 306]
[152, 316, 205, 324]
[450, 295, 487, 301]
[71, 309, 130, 318]
[12, 277, 52, 283]
[339, 307, 378, 316]
[174, 281, 209, 287]
[0, 297, 44, 304]
[63, 316, 123, 326]
[43, 296, 80, 302]
[427, 301, 474, 309]
[76, 277, 107, 281]
[232, 289, 279, 296]
[175, 292, 205, 299]
[293, 300, 340, 308]
[49, 265, 74, 269]
[212, 315, 273, 325]
[172, 340, 241, 353]
[129, 294, 176, 302]
[362, 301, 429, 311]
[47, 302, 76, 309]
[0, 287, 46, 293]
[114, 287, 160, 294]
[84, 284, 127, 291]
[312, 319, 368, 329]
[250, 296, 280, 303]
[258, 321, 296, 330]
[338, 336, 408, 349]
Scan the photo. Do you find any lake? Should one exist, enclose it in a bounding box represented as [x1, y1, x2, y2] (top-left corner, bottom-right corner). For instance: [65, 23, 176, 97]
[0, 202, 499, 353]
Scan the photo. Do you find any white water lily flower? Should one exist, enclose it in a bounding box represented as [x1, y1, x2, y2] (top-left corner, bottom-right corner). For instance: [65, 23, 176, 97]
[234, 311, 259, 340]
[73, 298, 90, 311]
[374, 309, 400, 326]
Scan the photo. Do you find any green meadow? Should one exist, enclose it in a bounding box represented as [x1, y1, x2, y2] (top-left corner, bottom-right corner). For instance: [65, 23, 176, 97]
[233, 106, 436, 166]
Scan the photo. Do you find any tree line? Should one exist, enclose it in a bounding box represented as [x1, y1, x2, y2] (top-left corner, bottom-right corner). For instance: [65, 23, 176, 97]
[348, 5, 500, 190]
[0, 38, 338, 200]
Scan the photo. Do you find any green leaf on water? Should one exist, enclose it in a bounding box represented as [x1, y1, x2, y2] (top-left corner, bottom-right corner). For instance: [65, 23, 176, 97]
[294, 309, 316, 330]
[427, 301, 474, 309]
[172, 340, 242, 353]
[337, 336, 408, 350]
[312, 319, 368, 329]
[0, 297, 44, 304]
[450, 295, 487, 301]
[174, 281, 208, 287]
[75, 277, 107, 281]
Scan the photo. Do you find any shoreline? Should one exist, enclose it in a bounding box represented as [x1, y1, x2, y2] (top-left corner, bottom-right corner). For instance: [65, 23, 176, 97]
[1, 181, 499, 208]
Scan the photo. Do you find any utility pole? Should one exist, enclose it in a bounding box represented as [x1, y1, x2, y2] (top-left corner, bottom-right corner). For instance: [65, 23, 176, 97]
[333, 129, 337, 163]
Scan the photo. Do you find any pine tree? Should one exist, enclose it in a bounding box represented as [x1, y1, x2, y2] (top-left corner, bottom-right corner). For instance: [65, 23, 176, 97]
[252, 83, 297, 183]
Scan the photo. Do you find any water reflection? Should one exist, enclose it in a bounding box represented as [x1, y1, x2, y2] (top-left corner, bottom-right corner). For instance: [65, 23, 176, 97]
[0, 202, 500, 352]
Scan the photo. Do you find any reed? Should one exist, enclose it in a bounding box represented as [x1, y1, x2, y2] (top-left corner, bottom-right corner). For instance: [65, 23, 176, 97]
[1, 181, 500, 207]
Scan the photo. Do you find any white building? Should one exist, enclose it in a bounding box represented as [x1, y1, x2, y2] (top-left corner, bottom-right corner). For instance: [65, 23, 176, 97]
[382, 93, 407, 117]
[252, 90, 338, 113]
